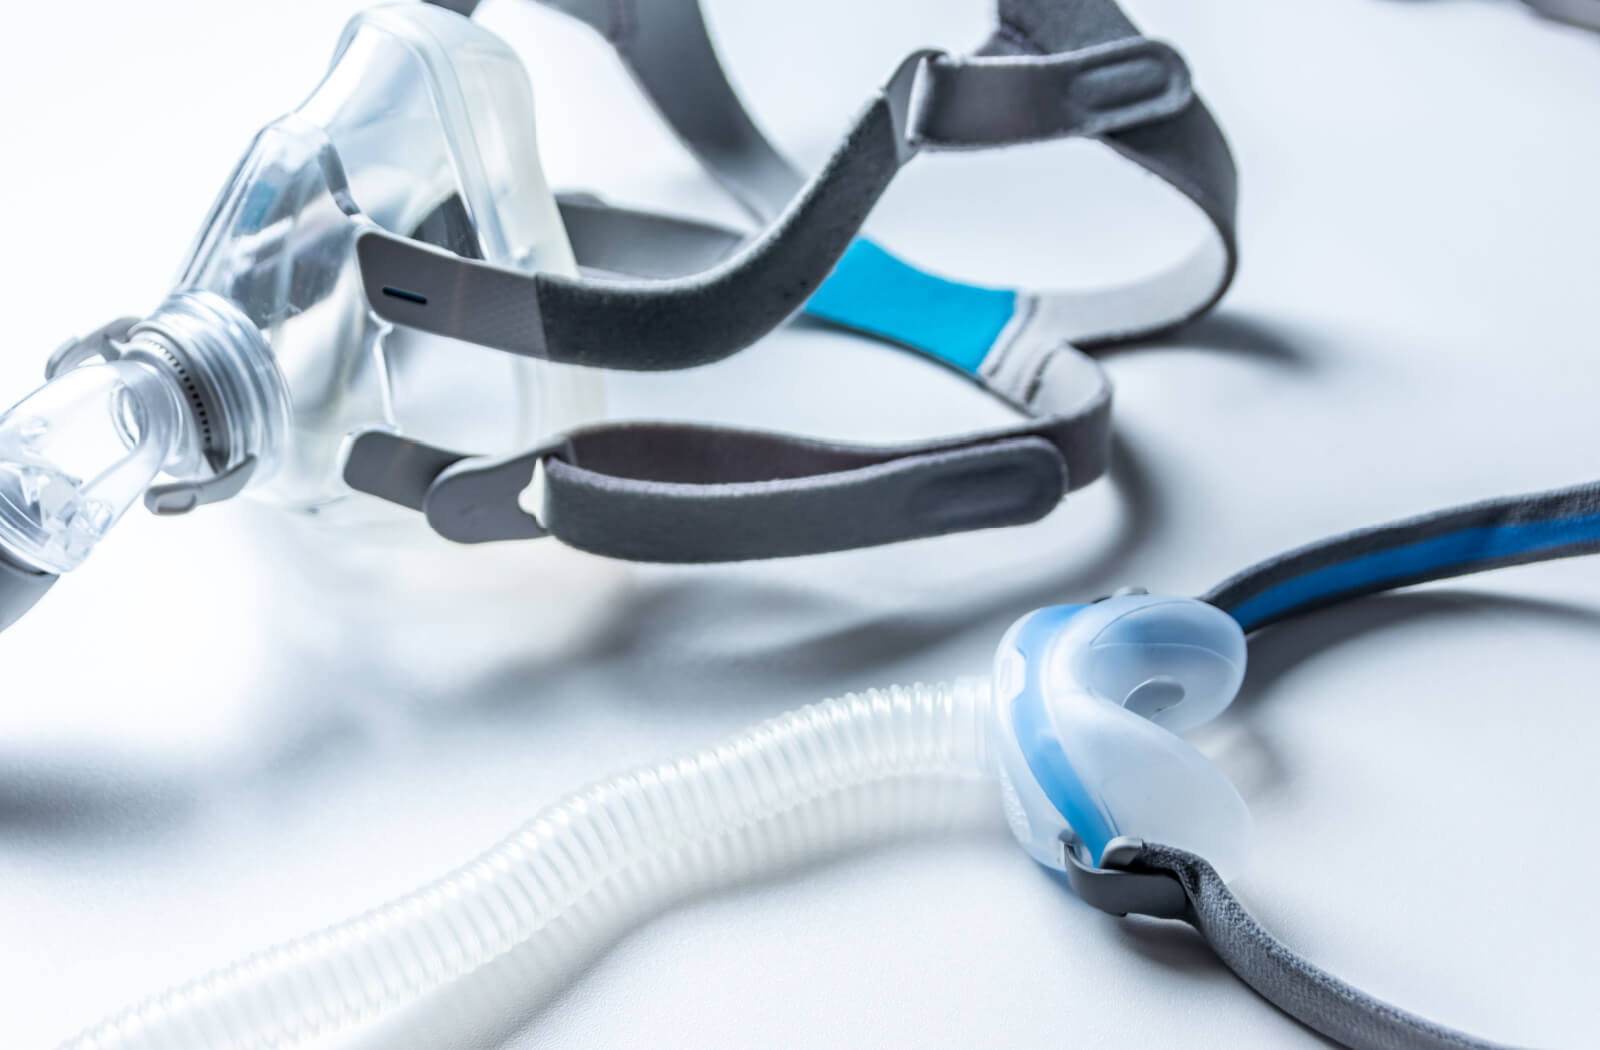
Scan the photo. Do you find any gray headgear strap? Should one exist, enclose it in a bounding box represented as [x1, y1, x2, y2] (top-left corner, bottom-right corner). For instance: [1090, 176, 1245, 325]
[345, 370, 1111, 558]
[1062, 481, 1600, 1049]
[357, 27, 1206, 368]
[523, 0, 1238, 349]
[356, 82, 915, 369]
[1066, 843, 1526, 1050]
[351, 188, 1116, 559]
[369, 0, 1230, 556]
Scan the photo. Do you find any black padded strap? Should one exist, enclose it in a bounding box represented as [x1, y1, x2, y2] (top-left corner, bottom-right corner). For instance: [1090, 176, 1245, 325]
[539, 0, 802, 221]
[1124, 844, 1525, 1050]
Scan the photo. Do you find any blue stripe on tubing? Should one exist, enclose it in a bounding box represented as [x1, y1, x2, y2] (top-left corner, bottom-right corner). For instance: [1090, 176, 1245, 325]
[1227, 511, 1600, 631]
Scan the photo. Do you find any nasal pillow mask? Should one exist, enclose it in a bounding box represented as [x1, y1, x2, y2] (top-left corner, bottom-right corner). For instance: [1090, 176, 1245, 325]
[991, 593, 1253, 880]
[58, 478, 1600, 1050]
[0, 0, 1241, 633]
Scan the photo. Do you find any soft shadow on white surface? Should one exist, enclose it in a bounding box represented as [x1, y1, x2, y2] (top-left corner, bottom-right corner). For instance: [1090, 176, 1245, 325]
[1234, 589, 1600, 712]
[3, 0, 1600, 1048]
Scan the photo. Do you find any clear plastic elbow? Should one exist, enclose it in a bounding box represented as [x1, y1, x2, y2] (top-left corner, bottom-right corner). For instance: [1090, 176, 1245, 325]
[0, 358, 185, 575]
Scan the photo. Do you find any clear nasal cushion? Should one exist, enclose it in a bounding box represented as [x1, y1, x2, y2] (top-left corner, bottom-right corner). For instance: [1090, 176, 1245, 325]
[991, 598, 1252, 877]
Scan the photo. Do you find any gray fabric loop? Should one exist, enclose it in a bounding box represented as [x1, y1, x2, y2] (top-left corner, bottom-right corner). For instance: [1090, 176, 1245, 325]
[557, 195, 744, 279]
[341, 374, 1109, 558]
[407, 0, 1240, 366]
[911, 38, 1193, 149]
[984, 0, 1238, 343]
[539, 427, 1069, 562]
[518, 0, 1238, 351]
[540, 0, 804, 222]
[381, 0, 1210, 555]
[359, 95, 909, 370]
[1131, 844, 1527, 1050]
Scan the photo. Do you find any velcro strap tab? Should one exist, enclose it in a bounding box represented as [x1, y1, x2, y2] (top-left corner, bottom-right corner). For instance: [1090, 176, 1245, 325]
[912, 37, 1193, 149]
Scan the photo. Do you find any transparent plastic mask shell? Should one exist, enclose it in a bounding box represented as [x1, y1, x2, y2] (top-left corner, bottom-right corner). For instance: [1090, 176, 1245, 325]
[175, 2, 602, 516]
[991, 596, 1253, 878]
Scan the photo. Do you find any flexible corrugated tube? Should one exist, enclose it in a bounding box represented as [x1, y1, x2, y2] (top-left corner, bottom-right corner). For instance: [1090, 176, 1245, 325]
[60, 680, 996, 1050]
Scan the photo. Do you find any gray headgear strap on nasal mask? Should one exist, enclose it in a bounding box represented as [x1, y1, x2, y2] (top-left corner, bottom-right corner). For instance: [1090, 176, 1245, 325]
[341, 0, 1239, 562]
[1065, 479, 1600, 1050]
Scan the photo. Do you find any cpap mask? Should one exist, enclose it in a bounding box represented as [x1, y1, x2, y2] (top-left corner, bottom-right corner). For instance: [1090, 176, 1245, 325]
[55, 478, 1600, 1050]
[0, 0, 1241, 633]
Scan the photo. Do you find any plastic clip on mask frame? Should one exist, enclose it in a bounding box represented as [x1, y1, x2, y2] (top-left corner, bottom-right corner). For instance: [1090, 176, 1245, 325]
[0, 0, 1241, 633]
[55, 478, 1600, 1050]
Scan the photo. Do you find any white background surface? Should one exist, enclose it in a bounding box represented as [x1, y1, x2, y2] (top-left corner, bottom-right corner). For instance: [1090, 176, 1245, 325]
[2, 1, 1598, 1047]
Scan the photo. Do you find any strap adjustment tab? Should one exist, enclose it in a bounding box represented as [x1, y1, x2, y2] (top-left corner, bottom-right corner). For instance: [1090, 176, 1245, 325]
[1060, 833, 1189, 919]
[342, 429, 566, 544]
[912, 37, 1194, 149]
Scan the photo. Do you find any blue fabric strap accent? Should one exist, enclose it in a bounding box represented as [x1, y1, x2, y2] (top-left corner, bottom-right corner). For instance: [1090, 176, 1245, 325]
[805, 239, 1018, 375]
[1204, 481, 1600, 633]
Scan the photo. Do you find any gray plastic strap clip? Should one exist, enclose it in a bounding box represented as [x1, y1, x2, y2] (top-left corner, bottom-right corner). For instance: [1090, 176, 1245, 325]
[144, 455, 259, 516]
[912, 38, 1194, 149]
[45, 317, 138, 379]
[1060, 834, 1189, 919]
[342, 430, 564, 544]
[424, 444, 565, 543]
[882, 49, 947, 166]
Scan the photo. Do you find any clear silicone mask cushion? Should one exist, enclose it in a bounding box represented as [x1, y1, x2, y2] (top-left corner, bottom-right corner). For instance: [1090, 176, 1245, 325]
[991, 596, 1251, 876]
[0, 3, 603, 580]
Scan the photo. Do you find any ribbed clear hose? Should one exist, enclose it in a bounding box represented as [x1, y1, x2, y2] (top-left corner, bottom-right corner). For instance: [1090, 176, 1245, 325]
[59, 680, 997, 1050]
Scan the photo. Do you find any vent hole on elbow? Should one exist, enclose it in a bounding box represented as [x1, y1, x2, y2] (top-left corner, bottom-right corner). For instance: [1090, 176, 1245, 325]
[382, 286, 428, 307]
